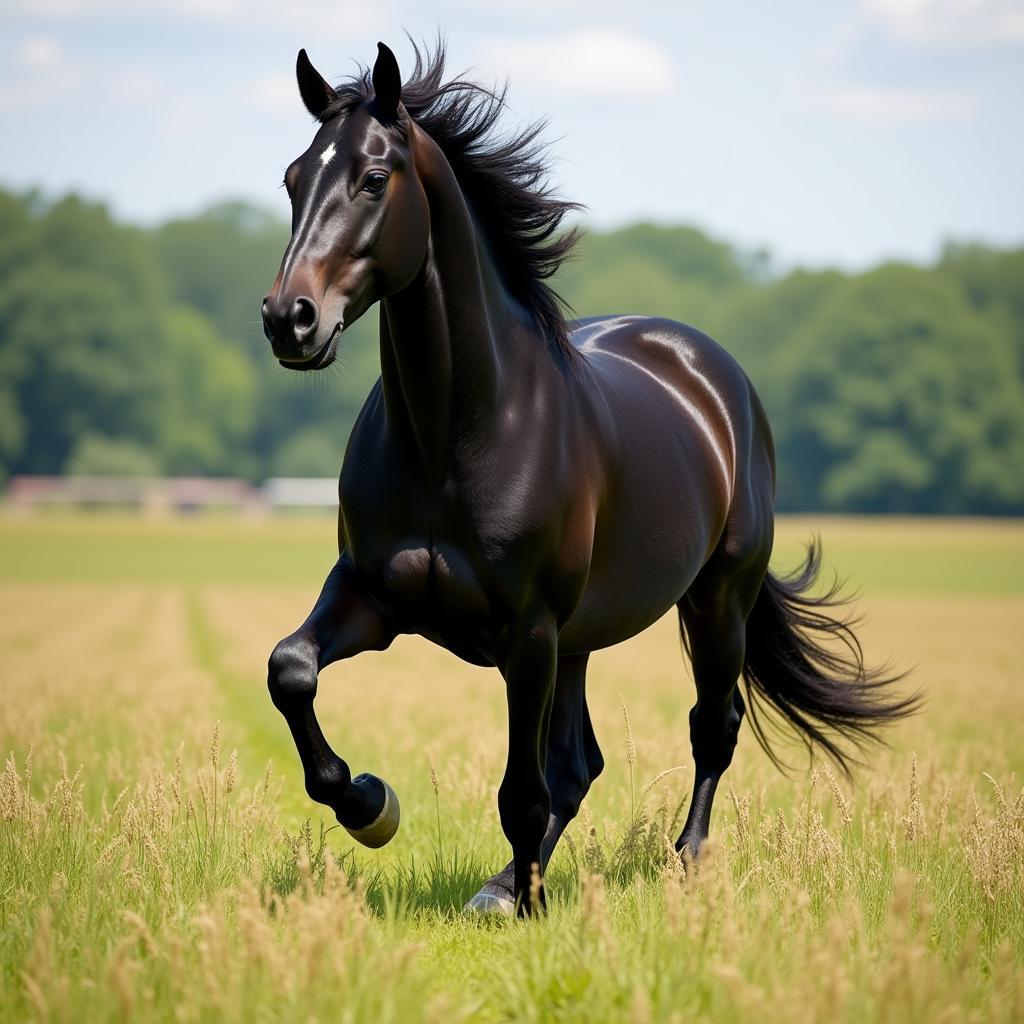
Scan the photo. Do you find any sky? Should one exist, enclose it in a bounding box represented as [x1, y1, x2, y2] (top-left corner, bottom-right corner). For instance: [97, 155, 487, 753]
[1, 0, 1022, 269]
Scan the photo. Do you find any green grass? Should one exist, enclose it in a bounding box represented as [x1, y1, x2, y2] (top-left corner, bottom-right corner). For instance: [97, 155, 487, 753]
[0, 514, 336, 584]
[1, 513, 1022, 1022]
[772, 516, 1024, 596]
[1, 513, 1023, 593]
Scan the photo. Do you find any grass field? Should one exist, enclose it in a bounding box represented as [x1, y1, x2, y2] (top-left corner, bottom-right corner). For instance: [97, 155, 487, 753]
[1, 514, 1022, 1022]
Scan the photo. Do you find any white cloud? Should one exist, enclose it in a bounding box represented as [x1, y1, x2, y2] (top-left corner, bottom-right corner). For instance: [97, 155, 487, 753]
[483, 29, 674, 100]
[815, 84, 976, 121]
[0, 39, 161, 111]
[863, 0, 1024, 46]
[18, 34, 63, 70]
[450, 0, 623, 11]
[12, 0, 387, 38]
[249, 74, 299, 113]
[1, 34, 79, 109]
[799, 3, 1002, 124]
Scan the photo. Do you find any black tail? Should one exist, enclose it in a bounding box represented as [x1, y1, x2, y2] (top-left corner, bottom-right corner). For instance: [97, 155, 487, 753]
[742, 540, 921, 777]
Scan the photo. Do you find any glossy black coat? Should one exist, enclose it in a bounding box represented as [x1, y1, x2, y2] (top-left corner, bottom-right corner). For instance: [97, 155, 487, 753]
[262, 43, 916, 916]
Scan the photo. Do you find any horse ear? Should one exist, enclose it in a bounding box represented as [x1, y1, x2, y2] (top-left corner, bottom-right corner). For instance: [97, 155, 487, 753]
[371, 41, 402, 120]
[296, 48, 337, 120]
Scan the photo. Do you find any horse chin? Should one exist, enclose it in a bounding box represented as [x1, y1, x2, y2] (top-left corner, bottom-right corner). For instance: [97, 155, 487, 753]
[278, 323, 341, 372]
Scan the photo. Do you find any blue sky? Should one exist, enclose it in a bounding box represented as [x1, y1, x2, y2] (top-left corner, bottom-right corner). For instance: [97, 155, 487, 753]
[1, 0, 1022, 268]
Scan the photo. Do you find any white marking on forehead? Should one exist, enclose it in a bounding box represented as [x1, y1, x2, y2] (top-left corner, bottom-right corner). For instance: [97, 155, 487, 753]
[319, 142, 336, 167]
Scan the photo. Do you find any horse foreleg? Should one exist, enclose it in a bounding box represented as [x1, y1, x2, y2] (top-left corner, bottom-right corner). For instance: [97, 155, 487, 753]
[467, 652, 603, 914]
[495, 613, 558, 917]
[267, 559, 398, 845]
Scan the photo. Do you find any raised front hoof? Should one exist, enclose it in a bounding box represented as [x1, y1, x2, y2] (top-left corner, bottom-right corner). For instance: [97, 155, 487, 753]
[340, 774, 400, 849]
[464, 887, 515, 917]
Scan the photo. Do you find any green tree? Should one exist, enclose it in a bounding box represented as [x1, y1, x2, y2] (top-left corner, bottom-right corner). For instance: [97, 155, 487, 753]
[0, 192, 260, 480]
[153, 201, 288, 344]
[270, 428, 347, 477]
[940, 243, 1024, 379]
[1, 186, 1022, 514]
[774, 265, 1024, 512]
[154, 307, 258, 477]
[65, 434, 160, 477]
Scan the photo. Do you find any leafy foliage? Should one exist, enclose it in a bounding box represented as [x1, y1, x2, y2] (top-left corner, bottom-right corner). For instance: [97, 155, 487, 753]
[0, 188, 1022, 512]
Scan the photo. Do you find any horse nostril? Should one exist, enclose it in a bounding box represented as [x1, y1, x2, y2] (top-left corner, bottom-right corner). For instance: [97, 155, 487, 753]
[260, 298, 275, 341]
[290, 297, 319, 341]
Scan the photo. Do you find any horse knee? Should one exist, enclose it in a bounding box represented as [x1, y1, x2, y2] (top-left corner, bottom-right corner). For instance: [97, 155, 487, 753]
[267, 635, 317, 711]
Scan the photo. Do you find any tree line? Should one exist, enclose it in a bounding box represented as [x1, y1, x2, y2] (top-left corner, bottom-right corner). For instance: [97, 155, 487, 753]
[0, 189, 1021, 513]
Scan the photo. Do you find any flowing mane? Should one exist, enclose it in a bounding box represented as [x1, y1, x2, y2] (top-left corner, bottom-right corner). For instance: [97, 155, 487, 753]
[319, 40, 583, 357]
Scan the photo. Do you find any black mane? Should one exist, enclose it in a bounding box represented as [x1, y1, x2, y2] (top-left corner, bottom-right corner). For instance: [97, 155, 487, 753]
[321, 40, 583, 357]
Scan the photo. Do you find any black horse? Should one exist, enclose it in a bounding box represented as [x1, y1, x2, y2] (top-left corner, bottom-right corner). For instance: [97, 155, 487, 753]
[261, 41, 916, 915]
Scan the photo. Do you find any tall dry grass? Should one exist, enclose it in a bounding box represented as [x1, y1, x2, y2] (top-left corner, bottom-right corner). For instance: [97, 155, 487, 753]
[0, 524, 1022, 1021]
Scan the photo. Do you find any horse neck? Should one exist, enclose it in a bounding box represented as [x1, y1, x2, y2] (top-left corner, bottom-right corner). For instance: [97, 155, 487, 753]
[380, 126, 536, 479]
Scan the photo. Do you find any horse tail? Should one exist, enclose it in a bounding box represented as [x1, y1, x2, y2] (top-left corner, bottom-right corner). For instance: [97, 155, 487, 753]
[740, 540, 921, 778]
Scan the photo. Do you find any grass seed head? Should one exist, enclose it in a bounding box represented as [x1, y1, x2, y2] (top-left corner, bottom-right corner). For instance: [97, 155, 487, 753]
[620, 696, 636, 769]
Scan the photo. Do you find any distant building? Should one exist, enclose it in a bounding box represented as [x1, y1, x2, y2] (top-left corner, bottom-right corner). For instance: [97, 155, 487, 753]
[3, 476, 339, 514]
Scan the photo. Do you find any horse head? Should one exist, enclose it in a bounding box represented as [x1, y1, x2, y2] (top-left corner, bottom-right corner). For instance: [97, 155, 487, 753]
[261, 44, 429, 371]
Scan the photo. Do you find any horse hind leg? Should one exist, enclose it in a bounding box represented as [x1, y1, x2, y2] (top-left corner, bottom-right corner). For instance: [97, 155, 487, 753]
[466, 652, 603, 913]
[675, 546, 768, 859]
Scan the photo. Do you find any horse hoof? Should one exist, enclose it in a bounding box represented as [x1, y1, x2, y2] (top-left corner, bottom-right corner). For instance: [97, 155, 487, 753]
[342, 774, 400, 848]
[464, 890, 515, 916]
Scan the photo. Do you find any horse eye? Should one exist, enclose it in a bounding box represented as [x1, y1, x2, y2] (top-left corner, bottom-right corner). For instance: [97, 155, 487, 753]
[361, 171, 389, 195]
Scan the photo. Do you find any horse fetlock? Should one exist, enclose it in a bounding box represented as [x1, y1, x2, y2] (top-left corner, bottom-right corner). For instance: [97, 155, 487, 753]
[514, 862, 548, 917]
[677, 832, 705, 866]
[498, 792, 550, 848]
[304, 757, 351, 807]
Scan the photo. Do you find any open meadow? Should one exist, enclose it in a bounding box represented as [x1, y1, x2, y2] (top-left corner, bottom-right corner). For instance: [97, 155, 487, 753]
[1, 514, 1022, 1022]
